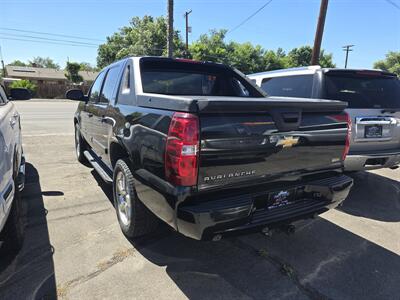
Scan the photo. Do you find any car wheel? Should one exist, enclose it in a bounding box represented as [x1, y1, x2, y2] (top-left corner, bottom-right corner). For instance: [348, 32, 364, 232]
[0, 184, 24, 255]
[113, 159, 159, 238]
[75, 123, 87, 164]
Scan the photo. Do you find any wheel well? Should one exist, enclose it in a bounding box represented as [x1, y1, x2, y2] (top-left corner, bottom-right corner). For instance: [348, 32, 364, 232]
[110, 142, 130, 168]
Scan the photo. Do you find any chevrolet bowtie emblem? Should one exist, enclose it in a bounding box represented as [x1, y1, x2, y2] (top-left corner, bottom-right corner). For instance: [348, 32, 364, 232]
[276, 136, 299, 148]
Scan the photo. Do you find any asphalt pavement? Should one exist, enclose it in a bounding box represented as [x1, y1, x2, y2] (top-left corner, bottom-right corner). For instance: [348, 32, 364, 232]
[0, 99, 399, 300]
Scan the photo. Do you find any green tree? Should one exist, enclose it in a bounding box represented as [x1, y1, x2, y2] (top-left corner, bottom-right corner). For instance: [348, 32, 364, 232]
[189, 29, 232, 64]
[263, 50, 289, 71]
[287, 46, 335, 68]
[79, 62, 97, 72]
[228, 42, 266, 74]
[373, 51, 400, 76]
[10, 79, 37, 93]
[97, 16, 185, 68]
[8, 60, 27, 67]
[65, 62, 83, 83]
[28, 57, 60, 69]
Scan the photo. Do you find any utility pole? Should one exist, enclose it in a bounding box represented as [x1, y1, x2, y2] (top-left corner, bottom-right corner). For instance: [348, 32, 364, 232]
[167, 0, 174, 58]
[184, 9, 192, 55]
[311, 0, 329, 65]
[342, 45, 354, 68]
[0, 44, 6, 78]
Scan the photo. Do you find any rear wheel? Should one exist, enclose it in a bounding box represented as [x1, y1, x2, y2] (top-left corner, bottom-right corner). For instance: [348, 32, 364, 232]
[113, 159, 158, 238]
[75, 123, 87, 164]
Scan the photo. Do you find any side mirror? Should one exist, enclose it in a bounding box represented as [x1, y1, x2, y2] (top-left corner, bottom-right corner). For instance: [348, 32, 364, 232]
[66, 89, 86, 101]
[9, 88, 32, 100]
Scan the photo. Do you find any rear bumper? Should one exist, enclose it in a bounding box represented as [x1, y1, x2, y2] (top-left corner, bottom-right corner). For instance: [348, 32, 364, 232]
[176, 174, 353, 240]
[344, 150, 400, 171]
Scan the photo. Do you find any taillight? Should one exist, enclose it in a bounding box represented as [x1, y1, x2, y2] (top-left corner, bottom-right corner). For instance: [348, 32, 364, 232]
[332, 113, 352, 161]
[165, 112, 199, 186]
[343, 113, 352, 161]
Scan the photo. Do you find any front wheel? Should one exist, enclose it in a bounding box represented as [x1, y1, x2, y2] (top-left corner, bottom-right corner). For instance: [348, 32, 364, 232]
[113, 159, 159, 238]
[0, 186, 24, 255]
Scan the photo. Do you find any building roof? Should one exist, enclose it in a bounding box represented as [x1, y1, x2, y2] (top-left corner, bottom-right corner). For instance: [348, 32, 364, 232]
[5, 65, 98, 82]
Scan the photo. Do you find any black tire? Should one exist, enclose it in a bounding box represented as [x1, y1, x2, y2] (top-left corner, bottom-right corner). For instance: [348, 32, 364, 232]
[75, 123, 87, 164]
[113, 159, 159, 238]
[0, 185, 24, 255]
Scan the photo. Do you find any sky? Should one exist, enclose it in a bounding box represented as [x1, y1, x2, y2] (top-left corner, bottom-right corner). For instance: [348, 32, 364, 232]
[0, 0, 399, 70]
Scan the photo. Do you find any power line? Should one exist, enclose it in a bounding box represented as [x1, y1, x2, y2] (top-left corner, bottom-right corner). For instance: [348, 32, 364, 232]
[0, 32, 100, 46]
[0, 36, 98, 48]
[227, 0, 273, 34]
[385, 0, 400, 10]
[0, 27, 104, 42]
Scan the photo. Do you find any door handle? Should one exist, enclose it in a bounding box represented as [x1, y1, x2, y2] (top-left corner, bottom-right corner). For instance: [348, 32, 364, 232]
[13, 113, 19, 119]
[101, 116, 116, 126]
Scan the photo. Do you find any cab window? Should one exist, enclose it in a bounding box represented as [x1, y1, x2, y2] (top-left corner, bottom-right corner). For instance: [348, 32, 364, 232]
[261, 75, 314, 98]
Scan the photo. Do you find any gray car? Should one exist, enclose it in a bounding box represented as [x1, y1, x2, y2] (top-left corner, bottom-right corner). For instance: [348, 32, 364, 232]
[249, 66, 400, 171]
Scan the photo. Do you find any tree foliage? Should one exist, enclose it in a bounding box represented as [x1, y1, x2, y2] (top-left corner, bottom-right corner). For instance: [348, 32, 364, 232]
[96, 16, 336, 73]
[8, 60, 27, 67]
[97, 16, 185, 68]
[28, 57, 60, 69]
[65, 62, 83, 83]
[8, 57, 60, 69]
[286, 46, 335, 68]
[189, 30, 335, 73]
[10, 79, 37, 93]
[373, 51, 400, 76]
[79, 62, 97, 72]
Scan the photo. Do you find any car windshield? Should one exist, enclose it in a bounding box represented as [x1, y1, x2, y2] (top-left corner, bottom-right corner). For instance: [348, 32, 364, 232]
[325, 73, 400, 108]
[140, 59, 263, 97]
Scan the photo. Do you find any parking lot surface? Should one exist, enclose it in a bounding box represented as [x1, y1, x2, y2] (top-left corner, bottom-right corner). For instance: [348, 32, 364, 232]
[0, 99, 399, 300]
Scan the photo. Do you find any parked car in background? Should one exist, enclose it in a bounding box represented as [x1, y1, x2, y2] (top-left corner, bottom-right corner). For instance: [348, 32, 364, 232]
[67, 57, 353, 241]
[249, 67, 400, 171]
[0, 84, 30, 253]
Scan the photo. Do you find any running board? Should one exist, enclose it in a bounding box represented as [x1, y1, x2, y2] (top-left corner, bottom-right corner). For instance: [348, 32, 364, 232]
[83, 150, 113, 184]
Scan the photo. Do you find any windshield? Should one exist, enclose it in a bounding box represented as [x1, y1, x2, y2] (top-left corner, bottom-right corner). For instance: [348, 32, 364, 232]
[325, 73, 400, 108]
[140, 59, 264, 97]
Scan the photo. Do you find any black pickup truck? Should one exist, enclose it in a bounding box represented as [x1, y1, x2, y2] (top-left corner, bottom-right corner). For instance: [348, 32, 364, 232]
[67, 57, 353, 241]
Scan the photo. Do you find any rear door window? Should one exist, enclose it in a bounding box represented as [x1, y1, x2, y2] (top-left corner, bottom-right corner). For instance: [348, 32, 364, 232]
[325, 73, 400, 108]
[100, 66, 121, 104]
[261, 75, 314, 98]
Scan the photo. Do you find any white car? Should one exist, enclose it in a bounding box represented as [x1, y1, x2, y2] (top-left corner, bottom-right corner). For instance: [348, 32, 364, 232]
[0, 85, 30, 253]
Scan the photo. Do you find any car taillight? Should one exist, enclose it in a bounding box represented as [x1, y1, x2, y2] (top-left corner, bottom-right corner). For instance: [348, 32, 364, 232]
[332, 113, 352, 161]
[343, 113, 352, 161]
[165, 112, 199, 186]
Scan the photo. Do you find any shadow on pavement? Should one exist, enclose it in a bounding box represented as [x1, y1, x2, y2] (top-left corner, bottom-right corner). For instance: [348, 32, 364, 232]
[91, 168, 400, 299]
[339, 171, 400, 222]
[0, 163, 57, 300]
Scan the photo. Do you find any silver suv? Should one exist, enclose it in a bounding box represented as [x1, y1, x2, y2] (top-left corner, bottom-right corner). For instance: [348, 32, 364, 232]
[249, 66, 400, 171]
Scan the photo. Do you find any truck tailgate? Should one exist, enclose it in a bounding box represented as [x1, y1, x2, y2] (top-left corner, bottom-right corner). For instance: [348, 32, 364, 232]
[197, 98, 348, 190]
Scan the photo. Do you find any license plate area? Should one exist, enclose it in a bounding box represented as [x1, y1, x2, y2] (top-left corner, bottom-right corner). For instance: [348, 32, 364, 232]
[364, 125, 383, 138]
[266, 187, 307, 210]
